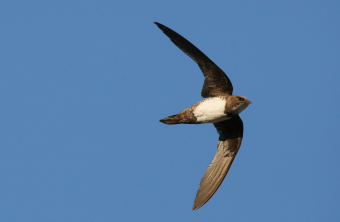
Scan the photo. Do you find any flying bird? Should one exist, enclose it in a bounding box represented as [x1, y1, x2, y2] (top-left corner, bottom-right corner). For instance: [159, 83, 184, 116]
[155, 22, 251, 210]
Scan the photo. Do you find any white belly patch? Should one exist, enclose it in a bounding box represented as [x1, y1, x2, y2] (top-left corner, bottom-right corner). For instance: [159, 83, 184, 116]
[193, 97, 229, 123]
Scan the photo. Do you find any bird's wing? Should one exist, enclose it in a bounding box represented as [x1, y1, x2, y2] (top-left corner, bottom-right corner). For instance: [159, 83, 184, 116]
[192, 115, 243, 210]
[154, 22, 233, 97]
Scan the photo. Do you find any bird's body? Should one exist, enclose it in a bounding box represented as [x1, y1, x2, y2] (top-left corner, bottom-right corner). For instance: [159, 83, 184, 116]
[155, 22, 251, 210]
[160, 96, 250, 124]
[193, 97, 230, 123]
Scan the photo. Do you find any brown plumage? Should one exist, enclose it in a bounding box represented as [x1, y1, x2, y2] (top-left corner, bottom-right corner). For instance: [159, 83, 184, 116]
[155, 22, 233, 98]
[155, 22, 251, 210]
[193, 115, 243, 210]
[160, 101, 201, 124]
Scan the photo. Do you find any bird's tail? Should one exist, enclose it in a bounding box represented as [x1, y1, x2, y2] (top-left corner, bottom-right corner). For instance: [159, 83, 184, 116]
[159, 114, 180, 125]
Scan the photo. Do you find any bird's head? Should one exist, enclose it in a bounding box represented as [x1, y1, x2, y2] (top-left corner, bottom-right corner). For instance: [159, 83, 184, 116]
[225, 95, 252, 115]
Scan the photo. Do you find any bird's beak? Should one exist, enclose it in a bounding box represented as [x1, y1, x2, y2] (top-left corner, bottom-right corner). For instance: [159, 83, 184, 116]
[248, 101, 252, 104]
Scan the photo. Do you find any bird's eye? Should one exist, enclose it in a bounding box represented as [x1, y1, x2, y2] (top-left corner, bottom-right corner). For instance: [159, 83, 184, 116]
[237, 97, 244, 101]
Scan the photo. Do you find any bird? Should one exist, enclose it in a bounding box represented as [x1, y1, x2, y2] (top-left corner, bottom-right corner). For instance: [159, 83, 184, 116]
[154, 22, 251, 210]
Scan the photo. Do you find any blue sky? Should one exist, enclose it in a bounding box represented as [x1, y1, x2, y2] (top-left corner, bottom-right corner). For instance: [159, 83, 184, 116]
[0, 0, 339, 221]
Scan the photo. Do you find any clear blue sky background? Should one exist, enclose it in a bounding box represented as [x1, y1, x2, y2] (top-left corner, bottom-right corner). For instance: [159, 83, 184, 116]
[0, 1, 339, 221]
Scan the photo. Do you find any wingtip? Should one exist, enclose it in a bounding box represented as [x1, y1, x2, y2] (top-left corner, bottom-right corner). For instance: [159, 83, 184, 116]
[154, 22, 165, 30]
[192, 199, 204, 211]
[192, 206, 199, 211]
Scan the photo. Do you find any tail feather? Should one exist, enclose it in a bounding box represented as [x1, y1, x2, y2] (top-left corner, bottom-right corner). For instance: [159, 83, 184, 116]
[160, 115, 178, 125]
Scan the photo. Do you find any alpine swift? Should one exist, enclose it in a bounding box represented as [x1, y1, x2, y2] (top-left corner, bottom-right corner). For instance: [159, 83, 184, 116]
[155, 22, 251, 210]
